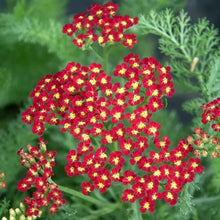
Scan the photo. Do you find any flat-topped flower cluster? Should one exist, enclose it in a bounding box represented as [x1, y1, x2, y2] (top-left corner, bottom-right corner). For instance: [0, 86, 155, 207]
[62, 2, 138, 48]
[17, 2, 206, 217]
[17, 139, 65, 216]
[21, 51, 204, 213]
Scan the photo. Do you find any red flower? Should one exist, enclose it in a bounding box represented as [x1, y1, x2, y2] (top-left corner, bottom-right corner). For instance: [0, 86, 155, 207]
[17, 179, 32, 192]
[128, 92, 144, 106]
[146, 84, 163, 98]
[49, 204, 58, 214]
[162, 191, 178, 205]
[187, 158, 204, 173]
[139, 197, 155, 213]
[81, 182, 95, 195]
[145, 121, 161, 138]
[110, 106, 125, 123]
[119, 139, 134, 155]
[122, 33, 137, 49]
[132, 182, 145, 198]
[122, 189, 137, 203]
[165, 178, 182, 193]
[154, 136, 170, 150]
[109, 151, 124, 168]
[122, 170, 137, 185]
[137, 156, 153, 172]
[148, 97, 164, 112]
[162, 82, 175, 97]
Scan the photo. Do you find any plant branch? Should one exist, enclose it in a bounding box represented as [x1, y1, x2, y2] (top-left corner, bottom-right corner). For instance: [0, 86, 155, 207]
[88, 46, 103, 62]
[48, 179, 115, 207]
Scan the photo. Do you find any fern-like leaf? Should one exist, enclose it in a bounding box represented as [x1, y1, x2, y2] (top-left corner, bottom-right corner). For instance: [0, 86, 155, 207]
[137, 9, 220, 99]
[206, 56, 220, 100]
[182, 98, 205, 115]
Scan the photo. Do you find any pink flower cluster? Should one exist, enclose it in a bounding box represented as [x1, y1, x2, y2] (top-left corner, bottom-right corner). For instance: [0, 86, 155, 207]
[17, 139, 65, 216]
[62, 2, 138, 48]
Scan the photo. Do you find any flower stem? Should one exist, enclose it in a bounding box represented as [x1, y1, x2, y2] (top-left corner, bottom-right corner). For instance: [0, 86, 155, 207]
[48, 179, 116, 208]
[193, 195, 220, 204]
[131, 201, 143, 220]
[89, 46, 103, 62]
[103, 45, 111, 73]
[57, 184, 108, 207]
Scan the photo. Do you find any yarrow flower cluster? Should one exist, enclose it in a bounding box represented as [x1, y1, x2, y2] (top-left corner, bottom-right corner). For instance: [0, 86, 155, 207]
[62, 2, 138, 48]
[22, 53, 174, 137]
[21, 51, 203, 212]
[191, 98, 220, 158]
[16, 1, 206, 216]
[17, 139, 65, 217]
[0, 172, 6, 188]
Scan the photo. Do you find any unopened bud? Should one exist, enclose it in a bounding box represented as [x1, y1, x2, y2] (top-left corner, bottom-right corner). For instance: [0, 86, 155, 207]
[9, 209, 15, 216]
[187, 135, 193, 143]
[0, 172, 5, 178]
[0, 181, 6, 188]
[40, 144, 47, 153]
[212, 152, 219, 158]
[202, 150, 208, 157]
[216, 145, 220, 150]
[193, 150, 200, 156]
[38, 210, 43, 217]
[15, 208, 21, 214]
[19, 214, 26, 220]
[19, 202, 25, 212]
[9, 215, 16, 220]
[27, 144, 32, 152]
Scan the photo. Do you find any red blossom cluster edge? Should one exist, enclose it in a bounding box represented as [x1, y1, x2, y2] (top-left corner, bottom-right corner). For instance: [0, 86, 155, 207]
[17, 139, 65, 216]
[190, 98, 220, 158]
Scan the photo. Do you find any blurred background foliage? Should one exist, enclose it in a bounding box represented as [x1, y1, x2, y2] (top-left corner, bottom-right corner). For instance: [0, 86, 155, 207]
[0, 0, 220, 219]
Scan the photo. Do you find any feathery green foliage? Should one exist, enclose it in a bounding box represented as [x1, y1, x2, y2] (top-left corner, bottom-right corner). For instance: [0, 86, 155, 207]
[182, 98, 205, 116]
[210, 159, 220, 193]
[206, 56, 220, 99]
[119, 0, 185, 17]
[0, 0, 91, 107]
[0, 108, 36, 184]
[137, 9, 220, 103]
[0, 199, 10, 218]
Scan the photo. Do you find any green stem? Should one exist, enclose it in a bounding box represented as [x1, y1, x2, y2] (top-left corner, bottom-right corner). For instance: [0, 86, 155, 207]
[197, 74, 209, 101]
[111, 141, 118, 153]
[89, 46, 103, 62]
[103, 45, 111, 73]
[81, 204, 119, 220]
[130, 201, 143, 220]
[48, 179, 113, 207]
[193, 195, 220, 204]
[58, 184, 110, 207]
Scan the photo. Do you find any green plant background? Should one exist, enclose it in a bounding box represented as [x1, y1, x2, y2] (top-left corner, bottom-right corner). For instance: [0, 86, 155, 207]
[0, 0, 220, 219]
